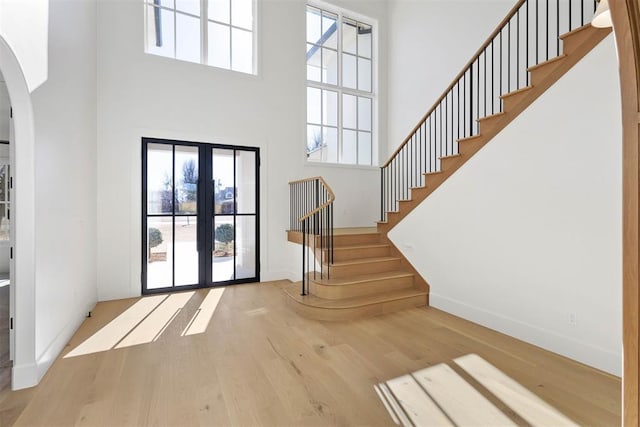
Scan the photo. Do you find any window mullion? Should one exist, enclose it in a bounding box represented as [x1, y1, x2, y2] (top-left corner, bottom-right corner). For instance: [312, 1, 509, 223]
[201, 0, 208, 65]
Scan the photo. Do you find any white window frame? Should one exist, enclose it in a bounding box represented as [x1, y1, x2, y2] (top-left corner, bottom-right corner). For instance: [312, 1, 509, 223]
[305, 1, 378, 167]
[143, 0, 258, 75]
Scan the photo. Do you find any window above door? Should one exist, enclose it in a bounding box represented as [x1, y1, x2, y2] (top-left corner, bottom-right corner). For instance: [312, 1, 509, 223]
[144, 0, 256, 75]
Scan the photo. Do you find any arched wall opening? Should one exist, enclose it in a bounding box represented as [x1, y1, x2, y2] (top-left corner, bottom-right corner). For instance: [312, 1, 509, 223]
[0, 35, 37, 390]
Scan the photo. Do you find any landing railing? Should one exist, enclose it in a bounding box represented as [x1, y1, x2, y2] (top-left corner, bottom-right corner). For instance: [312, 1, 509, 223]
[381, 0, 598, 221]
[289, 177, 334, 296]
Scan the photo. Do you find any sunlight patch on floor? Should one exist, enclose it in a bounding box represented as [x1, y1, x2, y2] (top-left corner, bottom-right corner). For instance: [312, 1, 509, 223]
[182, 288, 225, 336]
[376, 354, 578, 426]
[116, 291, 195, 349]
[65, 288, 226, 358]
[64, 295, 168, 358]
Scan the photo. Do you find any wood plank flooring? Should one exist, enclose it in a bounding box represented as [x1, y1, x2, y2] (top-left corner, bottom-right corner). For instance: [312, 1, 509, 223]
[0, 281, 621, 426]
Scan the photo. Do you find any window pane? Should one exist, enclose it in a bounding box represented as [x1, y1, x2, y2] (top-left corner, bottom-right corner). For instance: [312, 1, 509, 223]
[324, 127, 338, 163]
[152, 0, 174, 8]
[235, 151, 256, 214]
[358, 131, 372, 165]
[322, 48, 337, 85]
[175, 146, 198, 215]
[176, 0, 200, 16]
[147, 143, 174, 215]
[306, 44, 321, 81]
[343, 19, 357, 54]
[176, 13, 201, 63]
[0, 166, 6, 202]
[147, 216, 173, 289]
[208, 22, 230, 69]
[209, 0, 230, 23]
[146, 6, 175, 58]
[231, 28, 253, 73]
[322, 12, 337, 49]
[307, 87, 321, 124]
[358, 96, 372, 131]
[358, 23, 372, 58]
[0, 204, 8, 241]
[323, 90, 338, 126]
[358, 57, 372, 92]
[307, 124, 322, 157]
[235, 216, 256, 279]
[213, 216, 235, 282]
[343, 94, 357, 129]
[342, 129, 357, 164]
[231, 0, 253, 30]
[213, 149, 235, 215]
[306, 6, 322, 44]
[175, 216, 198, 286]
[342, 53, 357, 89]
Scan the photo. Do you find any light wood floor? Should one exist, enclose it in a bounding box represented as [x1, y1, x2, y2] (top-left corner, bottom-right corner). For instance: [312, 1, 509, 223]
[0, 281, 621, 426]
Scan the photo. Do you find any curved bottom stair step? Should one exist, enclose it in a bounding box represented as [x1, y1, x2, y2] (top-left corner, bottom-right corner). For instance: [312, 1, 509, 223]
[284, 282, 428, 321]
[308, 270, 415, 300]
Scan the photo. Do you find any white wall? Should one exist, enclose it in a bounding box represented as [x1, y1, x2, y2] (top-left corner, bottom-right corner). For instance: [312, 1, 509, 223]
[28, 0, 97, 380]
[387, 0, 512, 156]
[389, 37, 622, 375]
[0, 74, 9, 141]
[96, 0, 387, 300]
[0, 0, 49, 92]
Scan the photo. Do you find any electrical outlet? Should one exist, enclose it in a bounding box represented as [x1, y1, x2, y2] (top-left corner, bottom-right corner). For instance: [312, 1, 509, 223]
[569, 313, 577, 325]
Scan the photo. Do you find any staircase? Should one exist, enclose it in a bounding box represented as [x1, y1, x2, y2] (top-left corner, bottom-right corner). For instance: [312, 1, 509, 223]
[378, 23, 611, 233]
[285, 228, 428, 321]
[286, 0, 610, 321]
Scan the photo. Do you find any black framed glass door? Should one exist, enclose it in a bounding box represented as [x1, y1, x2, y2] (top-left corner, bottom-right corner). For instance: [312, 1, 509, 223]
[142, 138, 260, 294]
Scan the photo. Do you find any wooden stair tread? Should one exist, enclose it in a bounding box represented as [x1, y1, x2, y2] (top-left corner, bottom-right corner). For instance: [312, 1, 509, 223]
[328, 256, 401, 267]
[500, 85, 533, 99]
[285, 283, 427, 309]
[309, 270, 414, 286]
[559, 23, 593, 40]
[331, 243, 390, 251]
[477, 112, 506, 122]
[527, 54, 566, 72]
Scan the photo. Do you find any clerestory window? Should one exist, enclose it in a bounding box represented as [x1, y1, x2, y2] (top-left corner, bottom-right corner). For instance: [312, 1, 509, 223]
[306, 4, 376, 166]
[145, 0, 256, 74]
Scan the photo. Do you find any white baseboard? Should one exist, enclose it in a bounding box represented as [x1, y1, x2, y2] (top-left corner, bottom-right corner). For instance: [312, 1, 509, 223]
[26, 300, 96, 389]
[260, 270, 297, 283]
[12, 361, 37, 390]
[430, 293, 621, 376]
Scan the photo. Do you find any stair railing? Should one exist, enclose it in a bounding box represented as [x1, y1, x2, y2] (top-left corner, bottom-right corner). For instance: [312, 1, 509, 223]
[381, 0, 598, 221]
[289, 177, 335, 296]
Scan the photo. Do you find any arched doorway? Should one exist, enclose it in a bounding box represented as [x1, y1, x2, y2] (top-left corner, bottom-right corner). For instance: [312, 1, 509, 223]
[0, 35, 37, 390]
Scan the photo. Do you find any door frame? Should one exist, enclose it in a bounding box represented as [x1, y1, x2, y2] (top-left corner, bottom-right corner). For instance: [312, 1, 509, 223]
[141, 137, 260, 294]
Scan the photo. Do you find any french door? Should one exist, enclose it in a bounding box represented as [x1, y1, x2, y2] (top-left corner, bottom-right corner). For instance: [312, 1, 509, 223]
[142, 138, 259, 294]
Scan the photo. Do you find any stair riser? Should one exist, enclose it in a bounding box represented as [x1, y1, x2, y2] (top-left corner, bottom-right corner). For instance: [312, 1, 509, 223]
[285, 294, 428, 321]
[329, 259, 402, 278]
[310, 276, 414, 300]
[327, 246, 390, 262]
[330, 234, 381, 247]
[458, 139, 485, 157]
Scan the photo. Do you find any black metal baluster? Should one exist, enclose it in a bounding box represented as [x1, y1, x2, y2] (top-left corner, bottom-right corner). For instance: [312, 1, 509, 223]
[517, 9, 520, 89]
[546, 0, 549, 60]
[527, 0, 530, 85]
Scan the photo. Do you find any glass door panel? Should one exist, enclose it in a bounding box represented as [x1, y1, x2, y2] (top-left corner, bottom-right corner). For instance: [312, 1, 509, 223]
[147, 216, 173, 289]
[213, 215, 235, 282]
[143, 139, 259, 294]
[235, 215, 256, 280]
[235, 150, 256, 214]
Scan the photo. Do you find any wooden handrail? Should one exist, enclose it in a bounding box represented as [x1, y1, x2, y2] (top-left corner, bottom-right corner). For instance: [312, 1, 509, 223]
[288, 176, 335, 222]
[382, 0, 527, 168]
